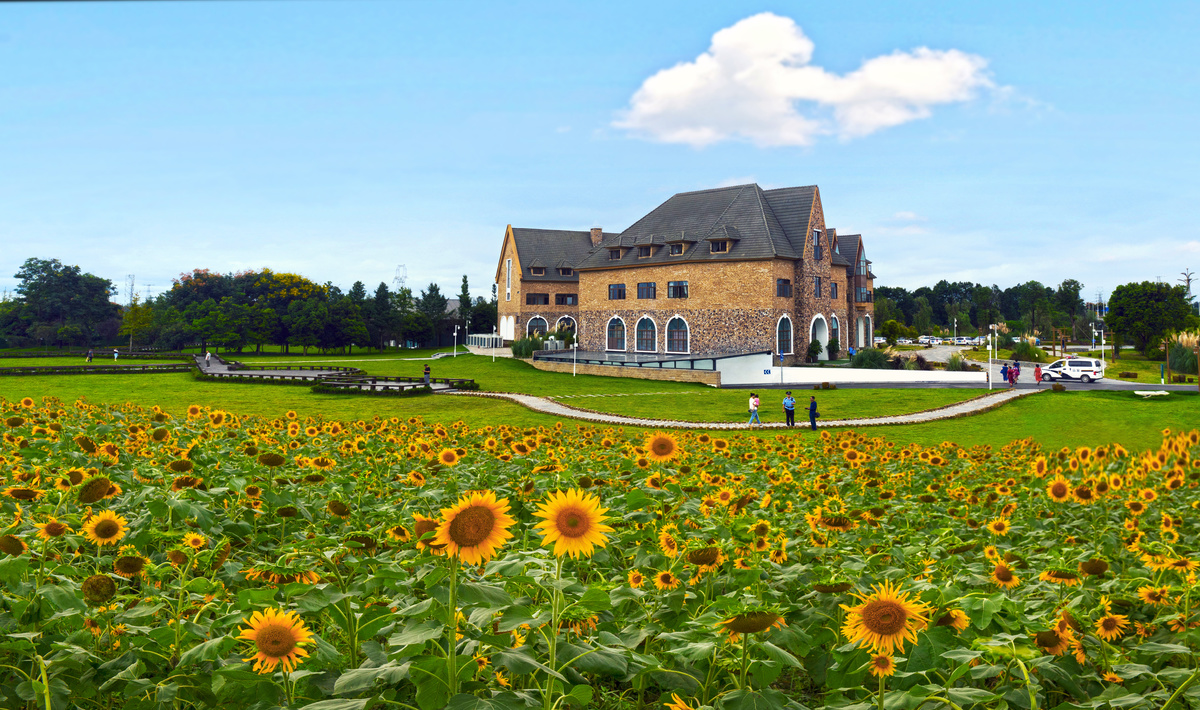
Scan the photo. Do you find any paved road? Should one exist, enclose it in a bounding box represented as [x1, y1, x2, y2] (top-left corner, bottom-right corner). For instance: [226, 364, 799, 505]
[448, 387, 1043, 429]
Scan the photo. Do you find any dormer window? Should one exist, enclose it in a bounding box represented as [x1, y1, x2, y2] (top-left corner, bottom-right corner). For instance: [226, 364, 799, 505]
[812, 230, 823, 261]
[637, 246, 652, 258]
[530, 267, 545, 276]
[558, 268, 572, 276]
[669, 243, 683, 256]
[710, 240, 728, 254]
[608, 249, 621, 261]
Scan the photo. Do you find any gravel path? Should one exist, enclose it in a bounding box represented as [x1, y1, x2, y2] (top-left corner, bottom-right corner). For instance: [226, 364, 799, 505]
[445, 387, 1043, 429]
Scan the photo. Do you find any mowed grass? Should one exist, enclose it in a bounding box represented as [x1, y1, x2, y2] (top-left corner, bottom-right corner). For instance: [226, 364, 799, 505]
[552, 387, 984, 423]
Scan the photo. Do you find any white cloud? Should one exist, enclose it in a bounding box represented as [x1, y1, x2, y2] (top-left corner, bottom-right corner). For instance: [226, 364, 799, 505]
[892, 211, 927, 222]
[615, 13, 995, 147]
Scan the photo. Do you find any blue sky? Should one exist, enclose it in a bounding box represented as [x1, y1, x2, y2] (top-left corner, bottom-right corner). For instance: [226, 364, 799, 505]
[2, 1, 1198, 305]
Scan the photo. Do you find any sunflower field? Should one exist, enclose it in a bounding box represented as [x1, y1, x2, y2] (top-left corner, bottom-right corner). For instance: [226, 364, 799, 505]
[1, 394, 1199, 710]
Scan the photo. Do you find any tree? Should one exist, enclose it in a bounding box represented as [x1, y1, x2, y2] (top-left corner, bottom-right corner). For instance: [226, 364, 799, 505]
[456, 275, 473, 332]
[873, 297, 904, 326]
[912, 297, 933, 335]
[1105, 281, 1194, 352]
[1055, 279, 1085, 339]
[417, 283, 448, 347]
[118, 294, 154, 351]
[11, 257, 118, 345]
[878, 319, 917, 345]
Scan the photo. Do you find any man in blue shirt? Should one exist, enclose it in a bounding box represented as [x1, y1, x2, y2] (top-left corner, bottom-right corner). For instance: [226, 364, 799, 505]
[782, 391, 795, 427]
[808, 396, 819, 431]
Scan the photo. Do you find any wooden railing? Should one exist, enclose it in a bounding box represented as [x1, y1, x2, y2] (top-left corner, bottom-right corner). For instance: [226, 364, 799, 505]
[0, 363, 193, 376]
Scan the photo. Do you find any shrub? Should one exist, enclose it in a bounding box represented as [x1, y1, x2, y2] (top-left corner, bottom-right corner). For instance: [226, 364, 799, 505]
[850, 348, 890, 369]
[826, 340, 840, 361]
[945, 353, 967, 372]
[1168, 342, 1198, 375]
[1052, 383, 1066, 392]
[913, 354, 932, 371]
[510, 336, 544, 358]
[1010, 341, 1047, 363]
[1142, 345, 1166, 361]
[807, 340, 823, 363]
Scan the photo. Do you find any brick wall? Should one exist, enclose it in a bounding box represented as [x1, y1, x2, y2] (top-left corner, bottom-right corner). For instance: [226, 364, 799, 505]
[529, 358, 722, 386]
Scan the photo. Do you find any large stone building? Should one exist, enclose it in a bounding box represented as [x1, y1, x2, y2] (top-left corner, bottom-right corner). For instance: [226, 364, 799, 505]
[495, 183, 875, 362]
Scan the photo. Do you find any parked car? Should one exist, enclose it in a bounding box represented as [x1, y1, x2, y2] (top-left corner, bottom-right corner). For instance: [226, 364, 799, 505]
[953, 336, 970, 345]
[929, 337, 943, 345]
[897, 338, 912, 345]
[1041, 357, 1106, 384]
[873, 337, 886, 345]
[917, 336, 932, 345]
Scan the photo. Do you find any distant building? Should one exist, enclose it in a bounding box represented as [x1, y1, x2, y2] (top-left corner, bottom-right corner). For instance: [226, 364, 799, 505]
[494, 183, 876, 362]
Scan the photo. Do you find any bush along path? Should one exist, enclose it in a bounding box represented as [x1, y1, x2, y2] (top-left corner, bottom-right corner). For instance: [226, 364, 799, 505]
[446, 387, 1044, 429]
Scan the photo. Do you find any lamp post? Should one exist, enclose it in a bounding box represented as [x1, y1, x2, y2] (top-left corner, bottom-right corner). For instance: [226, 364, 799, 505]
[953, 317, 957, 342]
[988, 324, 997, 390]
[453, 325, 459, 357]
[572, 342, 578, 377]
[492, 326, 497, 363]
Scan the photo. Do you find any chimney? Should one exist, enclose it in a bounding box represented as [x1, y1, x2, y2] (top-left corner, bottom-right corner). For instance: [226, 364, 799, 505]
[589, 227, 603, 246]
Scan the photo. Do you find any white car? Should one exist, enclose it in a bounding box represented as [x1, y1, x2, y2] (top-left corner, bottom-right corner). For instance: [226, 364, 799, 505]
[917, 336, 932, 344]
[897, 338, 912, 345]
[873, 337, 886, 345]
[929, 337, 943, 345]
[953, 336, 970, 346]
[1041, 357, 1106, 384]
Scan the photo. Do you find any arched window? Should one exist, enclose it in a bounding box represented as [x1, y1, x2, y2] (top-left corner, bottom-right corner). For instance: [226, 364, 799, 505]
[666, 317, 688, 353]
[556, 316, 576, 334]
[606, 318, 626, 351]
[527, 317, 547, 337]
[830, 316, 839, 349]
[777, 316, 793, 354]
[636, 318, 656, 352]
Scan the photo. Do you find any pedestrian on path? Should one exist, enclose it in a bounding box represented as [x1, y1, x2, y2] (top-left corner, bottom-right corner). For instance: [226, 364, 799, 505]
[86, 349, 93, 363]
[205, 351, 211, 368]
[808, 396, 819, 431]
[113, 350, 118, 361]
[782, 391, 796, 427]
[423, 363, 431, 386]
[1034, 364, 1042, 386]
[747, 393, 761, 428]
[1000, 363, 1009, 385]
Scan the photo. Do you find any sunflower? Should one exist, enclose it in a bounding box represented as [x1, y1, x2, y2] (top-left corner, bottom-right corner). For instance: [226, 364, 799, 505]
[658, 529, 680, 558]
[1046, 476, 1071, 503]
[628, 570, 645, 588]
[986, 518, 1010, 536]
[533, 489, 614, 559]
[2, 486, 43, 501]
[935, 609, 970, 632]
[1095, 613, 1129, 641]
[644, 432, 680, 462]
[868, 654, 896, 678]
[1079, 558, 1110, 577]
[434, 491, 516, 565]
[1039, 569, 1082, 586]
[34, 518, 72, 540]
[1138, 488, 1158, 502]
[1033, 627, 1073, 656]
[413, 514, 444, 552]
[654, 570, 681, 591]
[77, 476, 115, 504]
[718, 610, 786, 635]
[769, 548, 788, 565]
[0, 535, 28, 556]
[327, 500, 351, 519]
[82, 510, 128, 546]
[1137, 585, 1171, 605]
[257, 452, 287, 468]
[310, 456, 336, 471]
[437, 449, 460, 466]
[82, 574, 117, 605]
[1073, 485, 1097, 504]
[183, 533, 207, 550]
[840, 580, 932, 655]
[237, 608, 314, 674]
[113, 547, 148, 578]
[663, 693, 695, 710]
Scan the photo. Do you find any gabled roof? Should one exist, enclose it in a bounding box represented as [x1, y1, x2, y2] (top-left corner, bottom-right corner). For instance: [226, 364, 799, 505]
[509, 228, 616, 282]
[576, 183, 819, 270]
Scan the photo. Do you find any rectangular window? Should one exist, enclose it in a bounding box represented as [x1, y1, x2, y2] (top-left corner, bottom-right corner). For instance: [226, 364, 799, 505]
[608, 249, 622, 261]
[637, 282, 656, 299]
[525, 293, 549, 305]
[831, 282, 838, 299]
[776, 278, 792, 297]
[637, 246, 652, 258]
[812, 230, 823, 261]
[555, 293, 577, 306]
[608, 284, 626, 300]
[813, 276, 822, 298]
[710, 240, 728, 253]
[505, 259, 511, 301]
[668, 281, 689, 299]
[558, 268, 572, 276]
[669, 243, 683, 255]
[530, 267, 545, 276]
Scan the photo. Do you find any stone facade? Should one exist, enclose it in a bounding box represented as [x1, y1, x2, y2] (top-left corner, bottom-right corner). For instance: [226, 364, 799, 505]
[530, 359, 722, 386]
[495, 227, 581, 340]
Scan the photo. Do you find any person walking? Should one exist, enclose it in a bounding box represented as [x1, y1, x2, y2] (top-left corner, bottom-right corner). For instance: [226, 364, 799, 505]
[1000, 363, 1009, 385]
[782, 391, 796, 427]
[113, 350, 118, 361]
[1034, 364, 1043, 387]
[423, 363, 431, 386]
[86, 349, 93, 363]
[205, 351, 212, 368]
[808, 396, 819, 431]
[747, 393, 761, 428]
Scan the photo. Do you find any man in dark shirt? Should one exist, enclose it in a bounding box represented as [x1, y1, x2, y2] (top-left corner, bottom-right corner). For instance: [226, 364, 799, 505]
[808, 396, 819, 431]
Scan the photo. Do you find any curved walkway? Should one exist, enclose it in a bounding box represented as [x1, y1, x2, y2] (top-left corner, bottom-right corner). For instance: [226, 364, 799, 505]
[447, 387, 1044, 429]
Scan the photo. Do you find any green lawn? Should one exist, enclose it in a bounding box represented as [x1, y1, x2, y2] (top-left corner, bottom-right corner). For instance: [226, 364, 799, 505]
[552, 388, 984, 423]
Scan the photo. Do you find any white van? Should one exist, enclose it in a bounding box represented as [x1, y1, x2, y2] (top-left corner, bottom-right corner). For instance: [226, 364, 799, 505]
[1041, 357, 1106, 384]
[917, 336, 932, 345]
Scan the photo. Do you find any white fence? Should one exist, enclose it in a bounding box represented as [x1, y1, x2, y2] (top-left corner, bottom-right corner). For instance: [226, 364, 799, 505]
[716, 352, 988, 386]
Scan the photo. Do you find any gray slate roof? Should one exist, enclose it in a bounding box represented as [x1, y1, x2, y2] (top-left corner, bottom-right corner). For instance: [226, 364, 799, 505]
[511, 228, 617, 282]
[576, 183, 818, 270]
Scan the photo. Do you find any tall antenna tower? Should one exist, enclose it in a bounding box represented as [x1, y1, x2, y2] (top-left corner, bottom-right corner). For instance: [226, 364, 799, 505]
[393, 264, 408, 292]
[125, 275, 136, 307]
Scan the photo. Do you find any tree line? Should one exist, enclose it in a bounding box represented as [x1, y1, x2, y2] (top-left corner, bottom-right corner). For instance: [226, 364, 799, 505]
[875, 278, 1197, 357]
[0, 258, 498, 353]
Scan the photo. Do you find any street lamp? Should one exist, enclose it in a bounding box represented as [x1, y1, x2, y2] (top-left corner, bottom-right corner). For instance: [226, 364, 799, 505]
[988, 324, 997, 391]
[953, 317, 957, 341]
[491, 326, 497, 363]
[453, 325, 459, 357]
[572, 342, 578, 377]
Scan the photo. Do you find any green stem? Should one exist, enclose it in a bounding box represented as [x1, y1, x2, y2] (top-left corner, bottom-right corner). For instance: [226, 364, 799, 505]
[544, 556, 563, 710]
[740, 636, 751, 689]
[911, 696, 965, 710]
[1161, 666, 1200, 710]
[877, 671, 886, 710]
[36, 655, 52, 710]
[447, 556, 460, 697]
[172, 557, 195, 663]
